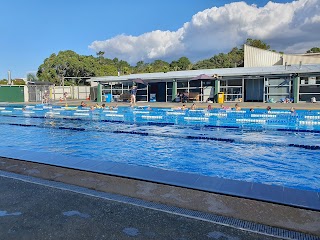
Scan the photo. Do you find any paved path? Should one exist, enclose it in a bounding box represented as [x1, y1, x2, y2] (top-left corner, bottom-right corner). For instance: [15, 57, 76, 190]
[0, 174, 279, 240]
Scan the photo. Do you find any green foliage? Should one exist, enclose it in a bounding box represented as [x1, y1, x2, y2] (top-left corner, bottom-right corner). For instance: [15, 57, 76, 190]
[245, 38, 270, 50]
[96, 51, 105, 64]
[170, 57, 192, 71]
[37, 50, 119, 85]
[151, 60, 170, 72]
[27, 73, 38, 82]
[13, 79, 26, 85]
[193, 47, 244, 69]
[306, 47, 320, 53]
[0, 79, 8, 84]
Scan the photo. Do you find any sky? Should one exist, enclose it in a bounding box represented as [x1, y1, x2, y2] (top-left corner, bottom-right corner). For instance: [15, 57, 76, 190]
[0, 0, 319, 80]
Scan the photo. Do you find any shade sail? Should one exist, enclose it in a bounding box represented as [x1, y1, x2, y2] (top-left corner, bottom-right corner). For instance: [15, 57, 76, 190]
[132, 78, 148, 85]
[190, 74, 215, 81]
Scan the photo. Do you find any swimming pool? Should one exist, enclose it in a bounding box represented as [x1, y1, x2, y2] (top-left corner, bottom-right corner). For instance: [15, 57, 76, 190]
[0, 104, 319, 192]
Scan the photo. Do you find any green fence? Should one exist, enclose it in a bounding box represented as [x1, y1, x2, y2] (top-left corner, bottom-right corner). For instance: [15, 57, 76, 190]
[0, 85, 25, 102]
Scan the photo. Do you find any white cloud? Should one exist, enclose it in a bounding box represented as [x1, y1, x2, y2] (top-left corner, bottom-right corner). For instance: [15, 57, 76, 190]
[89, 0, 320, 64]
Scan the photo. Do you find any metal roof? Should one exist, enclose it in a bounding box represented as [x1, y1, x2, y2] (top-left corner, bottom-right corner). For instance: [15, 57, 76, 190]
[87, 64, 320, 83]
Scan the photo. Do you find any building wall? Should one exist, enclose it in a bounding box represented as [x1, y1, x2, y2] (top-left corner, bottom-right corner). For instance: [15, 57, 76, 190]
[244, 45, 320, 67]
[244, 45, 283, 67]
[283, 54, 320, 65]
[51, 86, 90, 101]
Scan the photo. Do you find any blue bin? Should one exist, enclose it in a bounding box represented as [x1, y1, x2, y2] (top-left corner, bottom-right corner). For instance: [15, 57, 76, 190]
[105, 93, 112, 102]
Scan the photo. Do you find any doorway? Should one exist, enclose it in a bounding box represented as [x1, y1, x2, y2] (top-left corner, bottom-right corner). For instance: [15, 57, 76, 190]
[149, 82, 166, 102]
[244, 78, 264, 102]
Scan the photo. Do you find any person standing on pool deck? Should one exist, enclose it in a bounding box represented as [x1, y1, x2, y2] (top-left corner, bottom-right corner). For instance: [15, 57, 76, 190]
[130, 85, 137, 106]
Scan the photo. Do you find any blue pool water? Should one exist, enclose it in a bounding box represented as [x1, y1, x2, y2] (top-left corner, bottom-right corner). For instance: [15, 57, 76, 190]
[0, 104, 319, 192]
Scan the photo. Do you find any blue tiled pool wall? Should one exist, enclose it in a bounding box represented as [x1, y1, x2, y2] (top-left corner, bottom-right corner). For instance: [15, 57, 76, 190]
[0, 104, 320, 132]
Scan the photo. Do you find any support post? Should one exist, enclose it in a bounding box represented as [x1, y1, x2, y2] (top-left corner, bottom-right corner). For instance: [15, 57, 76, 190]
[97, 83, 102, 102]
[214, 79, 220, 103]
[293, 76, 300, 103]
[172, 80, 177, 102]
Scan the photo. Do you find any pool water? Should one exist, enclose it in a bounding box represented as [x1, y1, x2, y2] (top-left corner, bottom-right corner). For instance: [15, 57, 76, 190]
[0, 105, 319, 192]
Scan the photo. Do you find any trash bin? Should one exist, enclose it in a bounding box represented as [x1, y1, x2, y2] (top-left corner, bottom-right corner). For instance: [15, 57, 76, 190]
[105, 93, 112, 103]
[217, 92, 225, 103]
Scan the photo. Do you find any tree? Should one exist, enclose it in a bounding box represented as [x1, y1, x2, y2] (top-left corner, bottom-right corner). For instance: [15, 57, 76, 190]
[27, 73, 38, 82]
[37, 50, 119, 84]
[245, 38, 270, 50]
[96, 51, 105, 64]
[151, 60, 170, 72]
[0, 79, 8, 84]
[306, 47, 320, 53]
[170, 57, 192, 71]
[13, 79, 26, 85]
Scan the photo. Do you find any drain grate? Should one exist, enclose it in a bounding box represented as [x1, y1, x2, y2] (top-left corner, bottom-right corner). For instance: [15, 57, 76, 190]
[0, 170, 319, 240]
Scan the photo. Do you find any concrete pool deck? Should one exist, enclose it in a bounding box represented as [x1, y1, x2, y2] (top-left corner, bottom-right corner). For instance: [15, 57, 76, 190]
[0, 170, 283, 240]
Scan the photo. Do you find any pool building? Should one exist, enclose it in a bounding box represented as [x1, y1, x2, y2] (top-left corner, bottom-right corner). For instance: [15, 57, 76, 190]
[89, 46, 320, 104]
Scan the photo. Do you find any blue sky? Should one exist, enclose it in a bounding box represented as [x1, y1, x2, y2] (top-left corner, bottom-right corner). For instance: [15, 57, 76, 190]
[0, 0, 319, 80]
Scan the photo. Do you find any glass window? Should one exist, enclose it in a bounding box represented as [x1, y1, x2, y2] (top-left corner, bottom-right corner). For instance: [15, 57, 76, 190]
[268, 86, 289, 94]
[268, 78, 290, 86]
[177, 81, 188, 88]
[227, 79, 242, 86]
[189, 81, 200, 87]
[226, 87, 241, 94]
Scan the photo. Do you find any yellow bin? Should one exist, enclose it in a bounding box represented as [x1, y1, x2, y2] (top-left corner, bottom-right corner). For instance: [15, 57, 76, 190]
[217, 92, 225, 103]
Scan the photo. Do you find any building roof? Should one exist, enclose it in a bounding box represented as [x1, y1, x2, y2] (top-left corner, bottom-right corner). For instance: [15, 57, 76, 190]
[87, 64, 320, 84]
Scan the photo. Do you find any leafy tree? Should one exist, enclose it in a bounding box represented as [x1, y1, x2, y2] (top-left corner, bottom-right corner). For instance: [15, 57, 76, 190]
[151, 60, 170, 72]
[133, 61, 146, 73]
[37, 50, 119, 85]
[245, 38, 270, 50]
[145, 64, 153, 73]
[13, 79, 26, 85]
[96, 51, 105, 64]
[27, 73, 38, 82]
[0, 79, 8, 84]
[170, 57, 192, 71]
[306, 47, 320, 53]
[228, 47, 244, 67]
